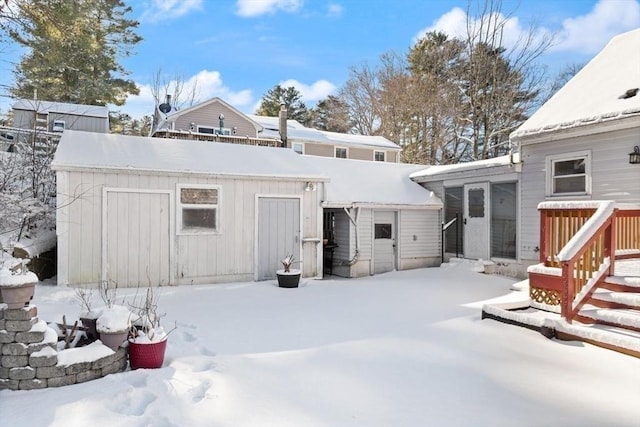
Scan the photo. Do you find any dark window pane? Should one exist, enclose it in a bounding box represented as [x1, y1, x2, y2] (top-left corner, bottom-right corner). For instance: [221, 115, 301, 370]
[491, 182, 517, 259]
[182, 208, 216, 230]
[336, 148, 347, 158]
[554, 159, 585, 176]
[444, 187, 463, 254]
[468, 188, 485, 218]
[375, 223, 392, 239]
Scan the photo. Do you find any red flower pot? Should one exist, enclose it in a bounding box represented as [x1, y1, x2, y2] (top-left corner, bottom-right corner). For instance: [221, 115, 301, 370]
[128, 338, 167, 369]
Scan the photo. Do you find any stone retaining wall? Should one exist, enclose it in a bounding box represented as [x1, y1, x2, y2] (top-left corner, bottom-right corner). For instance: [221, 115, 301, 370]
[0, 304, 128, 391]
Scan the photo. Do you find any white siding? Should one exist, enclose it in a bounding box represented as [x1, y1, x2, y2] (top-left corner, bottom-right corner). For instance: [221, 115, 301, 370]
[399, 210, 440, 258]
[519, 126, 640, 261]
[57, 169, 321, 286]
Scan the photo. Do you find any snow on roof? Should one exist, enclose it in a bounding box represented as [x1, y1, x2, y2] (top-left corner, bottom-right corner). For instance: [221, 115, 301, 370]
[249, 114, 401, 150]
[303, 156, 442, 208]
[52, 130, 326, 180]
[512, 29, 640, 139]
[12, 99, 109, 118]
[409, 153, 520, 180]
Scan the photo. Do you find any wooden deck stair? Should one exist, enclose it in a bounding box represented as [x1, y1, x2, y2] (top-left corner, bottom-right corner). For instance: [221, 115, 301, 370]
[520, 203, 640, 357]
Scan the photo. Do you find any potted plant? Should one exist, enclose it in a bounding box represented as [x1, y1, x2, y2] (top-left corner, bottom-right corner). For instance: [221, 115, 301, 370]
[276, 254, 301, 288]
[74, 286, 101, 341]
[96, 280, 130, 351]
[0, 263, 38, 309]
[127, 285, 175, 369]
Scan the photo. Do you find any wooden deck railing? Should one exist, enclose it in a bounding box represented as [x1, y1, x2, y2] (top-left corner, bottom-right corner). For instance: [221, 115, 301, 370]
[152, 130, 282, 147]
[533, 202, 640, 321]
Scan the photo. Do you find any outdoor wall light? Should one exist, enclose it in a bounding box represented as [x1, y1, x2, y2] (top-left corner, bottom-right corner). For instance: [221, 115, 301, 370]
[629, 146, 640, 164]
[304, 182, 316, 192]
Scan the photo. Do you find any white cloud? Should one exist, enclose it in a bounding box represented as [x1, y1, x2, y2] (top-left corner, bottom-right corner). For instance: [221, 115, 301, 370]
[327, 3, 343, 17]
[413, 7, 537, 52]
[140, 0, 203, 23]
[552, 0, 640, 54]
[121, 69, 254, 118]
[279, 79, 337, 102]
[235, 0, 303, 17]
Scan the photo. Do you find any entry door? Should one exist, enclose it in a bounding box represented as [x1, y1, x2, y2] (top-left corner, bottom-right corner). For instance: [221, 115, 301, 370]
[374, 211, 396, 274]
[257, 197, 301, 280]
[463, 183, 489, 259]
[104, 190, 171, 287]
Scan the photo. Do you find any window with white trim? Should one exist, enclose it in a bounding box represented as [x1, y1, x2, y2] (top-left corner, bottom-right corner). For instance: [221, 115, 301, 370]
[197, 125, 231, 136]
[335, 147, 347, 158]
[546, 151, 591, 196]
[177, 185, 220, 234]
[374, 150, 385, 161]
[293, 142, 304, 154]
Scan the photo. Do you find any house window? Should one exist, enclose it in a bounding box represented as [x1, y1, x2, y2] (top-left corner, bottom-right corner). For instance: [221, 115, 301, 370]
[197, 126, 231, 136]
[468, 188, 485, 218]
[491, 182, 517, 259]
[375, 224, 392, 239]
[546, 151, 591, 196]
[374, 151, 385, 162]
[335, 147, 347, 158]
[293, 142, 304, 154]
[177, 185, 220, 234]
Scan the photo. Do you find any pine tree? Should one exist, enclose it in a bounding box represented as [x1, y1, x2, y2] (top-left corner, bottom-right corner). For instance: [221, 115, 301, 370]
[256, 85, 309, 124]
[309, 95, 352, 133]
[7, 0, 142, 106]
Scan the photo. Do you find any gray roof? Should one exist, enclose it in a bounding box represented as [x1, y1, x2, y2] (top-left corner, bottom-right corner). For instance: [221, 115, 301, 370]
[12, 99, 109, 119]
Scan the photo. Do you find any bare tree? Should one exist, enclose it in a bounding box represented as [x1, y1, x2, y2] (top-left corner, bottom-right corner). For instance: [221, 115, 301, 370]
[150, 68, 200, 111]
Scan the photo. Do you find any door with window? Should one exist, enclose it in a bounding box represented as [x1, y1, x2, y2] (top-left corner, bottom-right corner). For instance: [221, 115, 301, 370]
[463, 183, 489, 260]
[374, 211, 396, 274]
[257, 197, 301, 280]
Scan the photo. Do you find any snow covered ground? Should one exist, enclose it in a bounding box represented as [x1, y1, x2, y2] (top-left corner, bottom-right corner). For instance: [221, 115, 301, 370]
[2, 260, 639, 427]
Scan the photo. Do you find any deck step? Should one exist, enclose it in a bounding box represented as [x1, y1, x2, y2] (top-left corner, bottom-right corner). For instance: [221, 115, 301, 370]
[554, 320, 640, 358]
[591, 289, 640, 309]
[578, 305, 640, 330]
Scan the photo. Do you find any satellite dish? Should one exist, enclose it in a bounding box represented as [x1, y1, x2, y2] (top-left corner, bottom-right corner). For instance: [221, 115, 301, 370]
[158, 103, 172, 114]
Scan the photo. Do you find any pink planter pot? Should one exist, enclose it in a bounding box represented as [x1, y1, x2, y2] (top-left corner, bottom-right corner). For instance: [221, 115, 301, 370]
[128, 339, 167, 369]
[99, 330, 129, 351]
[0, 282, 36, 309]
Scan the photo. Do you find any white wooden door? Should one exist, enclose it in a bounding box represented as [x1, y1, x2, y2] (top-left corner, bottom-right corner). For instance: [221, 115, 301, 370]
[104, 190, 171, 287]
[463, 183, 490, 260]
[374, 211, 396, 274]
[257, 197, 301, 280]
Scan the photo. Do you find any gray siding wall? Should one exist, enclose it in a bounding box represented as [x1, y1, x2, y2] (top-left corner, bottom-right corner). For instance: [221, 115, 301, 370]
[56, 169, 322, 286]
[13, 110, 108, 133]
[349, 147, 372, 161]
[304, 142, 335, 158]
[519, 125, 640, 262]
[173, 103, 259, 137]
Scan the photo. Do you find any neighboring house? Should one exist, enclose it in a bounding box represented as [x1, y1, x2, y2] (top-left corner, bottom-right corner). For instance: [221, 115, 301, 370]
[249, 115, 402, 162]
[12, 99, 110, 133]
[410, 28, 640, 278]
[52, 130, 439, 287]
[151, 97, 401, 162]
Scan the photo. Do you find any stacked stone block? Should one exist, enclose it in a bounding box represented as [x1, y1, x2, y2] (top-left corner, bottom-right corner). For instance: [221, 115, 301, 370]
[0, 304, 128, 391]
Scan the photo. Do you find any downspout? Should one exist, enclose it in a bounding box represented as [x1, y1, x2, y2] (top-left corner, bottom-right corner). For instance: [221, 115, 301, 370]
[341, 205, 360, 266]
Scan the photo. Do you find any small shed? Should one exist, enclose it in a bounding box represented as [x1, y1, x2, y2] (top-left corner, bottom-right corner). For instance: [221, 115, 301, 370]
[12, 99, 110, 133]
[52, 130, 327, 287]
[308, 157, 443, 277]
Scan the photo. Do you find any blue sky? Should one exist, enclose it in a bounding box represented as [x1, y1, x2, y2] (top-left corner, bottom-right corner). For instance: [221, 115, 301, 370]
[1, 0, 639, 119]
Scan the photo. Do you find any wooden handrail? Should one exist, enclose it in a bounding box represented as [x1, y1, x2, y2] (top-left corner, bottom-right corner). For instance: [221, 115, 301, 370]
[535, 202, 640, 322]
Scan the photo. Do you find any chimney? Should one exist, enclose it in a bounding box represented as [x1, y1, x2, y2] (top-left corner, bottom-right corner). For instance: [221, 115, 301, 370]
[278, 103, 287, 148]
[165, 94, 172, 106]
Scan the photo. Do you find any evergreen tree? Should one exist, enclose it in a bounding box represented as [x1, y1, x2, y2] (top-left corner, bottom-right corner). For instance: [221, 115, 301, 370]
[256, 85, 309, 124]
[308, 95, 352, 133]
[6, 0, 141, 106]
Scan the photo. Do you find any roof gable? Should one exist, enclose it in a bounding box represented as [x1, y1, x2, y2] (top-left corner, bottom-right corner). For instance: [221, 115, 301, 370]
[159, 97, 263, 132]
[512, 29, 640, 139]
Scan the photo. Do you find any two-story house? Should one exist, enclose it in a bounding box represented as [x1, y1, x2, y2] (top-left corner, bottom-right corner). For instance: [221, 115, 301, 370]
[150, 97, 401, 162]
